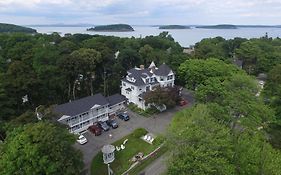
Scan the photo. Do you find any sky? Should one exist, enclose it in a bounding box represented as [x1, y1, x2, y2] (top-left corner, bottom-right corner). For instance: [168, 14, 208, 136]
[0, 0, 281, 25]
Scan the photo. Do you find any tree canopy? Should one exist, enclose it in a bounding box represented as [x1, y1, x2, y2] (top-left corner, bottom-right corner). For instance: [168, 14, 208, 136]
[0, 122, 83, 175]
[0, 32, 185, 122]
[0, 23, 37, 33]
[167, 104, 281, 175]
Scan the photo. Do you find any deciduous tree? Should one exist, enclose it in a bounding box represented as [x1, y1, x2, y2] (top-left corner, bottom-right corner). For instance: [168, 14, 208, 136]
[0, 122, 83, 175]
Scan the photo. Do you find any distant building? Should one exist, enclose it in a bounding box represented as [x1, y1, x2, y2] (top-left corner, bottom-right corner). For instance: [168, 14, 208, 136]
[54, 93, 126, 133]
[232, 58, 243, 69]
[183, 46, 195, 54]
[256, 73, 267, 97]
[121, 62, 175, 110]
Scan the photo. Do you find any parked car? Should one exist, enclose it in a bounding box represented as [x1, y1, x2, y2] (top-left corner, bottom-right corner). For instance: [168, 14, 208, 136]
[88, 123, 102, 136]
[77, 134, 87, 145]
[179, 99, 188, 106]
[98, 121, 110, 131]
[118, 113, 130, 121]
[106, 119, 118, 129]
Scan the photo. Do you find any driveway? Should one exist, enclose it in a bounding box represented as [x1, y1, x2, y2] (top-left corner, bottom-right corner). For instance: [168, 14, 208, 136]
[75, 89, 194, 175]
[139, 153, 168, 175]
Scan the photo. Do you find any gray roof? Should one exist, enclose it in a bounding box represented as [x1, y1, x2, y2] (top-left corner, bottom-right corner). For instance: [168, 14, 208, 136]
[123, 63, 173, 86]
[126, 68, 154, 86]
[54, 93, 108, 117]
[122, 77, 145, 86]
[154, 64, 172, 76]
[128, 68, 153, 77]
[102, 145, 115, 154]
[106, 94, 126, 106]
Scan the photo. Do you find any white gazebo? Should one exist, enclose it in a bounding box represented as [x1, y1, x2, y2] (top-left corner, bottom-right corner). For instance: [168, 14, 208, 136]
[102, 145, 115, 175]
[102, 145, 115, 164]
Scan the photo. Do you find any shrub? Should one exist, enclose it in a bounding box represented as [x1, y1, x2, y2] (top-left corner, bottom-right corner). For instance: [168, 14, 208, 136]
[128, 103, 159, 117]
[132, 128, 148, 138]
[145, 106, 159, 115]
[153, 135, 166, 146]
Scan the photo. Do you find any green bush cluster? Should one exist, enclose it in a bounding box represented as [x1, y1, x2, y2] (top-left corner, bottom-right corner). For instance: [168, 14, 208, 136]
[127, 103, 159, 117]
[153, 135, 166, 146]
[132, 128, 148, 138]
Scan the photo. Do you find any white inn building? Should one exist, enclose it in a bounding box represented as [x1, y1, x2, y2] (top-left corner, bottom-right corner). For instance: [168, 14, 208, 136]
[54, 93, 126, 133]
[121, 62, 175, 110]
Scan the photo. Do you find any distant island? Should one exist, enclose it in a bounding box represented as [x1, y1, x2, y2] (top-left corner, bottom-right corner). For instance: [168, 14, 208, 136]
[87, 24, 134, 32]
[236, 25, 281, 28]
[196, 24, 237, 29]
[0, 23, 37, 33]
[159, 25, 190, 29]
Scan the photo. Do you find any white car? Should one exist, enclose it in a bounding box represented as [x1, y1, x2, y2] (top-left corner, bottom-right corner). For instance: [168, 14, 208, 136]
[77, 134, 87, 145]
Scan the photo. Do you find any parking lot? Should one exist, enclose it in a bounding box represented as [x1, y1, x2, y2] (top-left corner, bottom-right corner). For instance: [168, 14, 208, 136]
[75, 89, 194, 174]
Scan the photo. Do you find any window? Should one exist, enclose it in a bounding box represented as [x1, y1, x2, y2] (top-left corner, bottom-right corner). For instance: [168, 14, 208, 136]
[146, 86, 150, 91]
[150, 78, 154, 82]
[123, 82, 126, 86]
[168, 75, 173, 80]
[146, 78, 149, 83]
[82, 112, 88, 116]
[72, 116, 77, 120]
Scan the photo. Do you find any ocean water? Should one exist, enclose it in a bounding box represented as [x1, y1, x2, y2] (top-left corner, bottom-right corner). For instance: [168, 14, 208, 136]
[33, 26, 281, 47]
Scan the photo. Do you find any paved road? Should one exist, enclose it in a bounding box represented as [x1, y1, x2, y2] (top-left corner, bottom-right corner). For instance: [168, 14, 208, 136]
[75, 89, 194, 175]
[139, 154, 168, 175]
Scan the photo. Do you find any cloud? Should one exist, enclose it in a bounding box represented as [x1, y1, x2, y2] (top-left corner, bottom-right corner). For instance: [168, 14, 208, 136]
[0, 0, 280, 25]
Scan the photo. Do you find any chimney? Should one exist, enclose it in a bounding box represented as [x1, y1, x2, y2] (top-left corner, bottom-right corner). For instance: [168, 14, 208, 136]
[140, 65, 145, 70]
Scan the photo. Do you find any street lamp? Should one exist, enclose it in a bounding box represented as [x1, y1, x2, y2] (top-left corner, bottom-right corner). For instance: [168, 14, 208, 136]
[102, 145, 115, 175]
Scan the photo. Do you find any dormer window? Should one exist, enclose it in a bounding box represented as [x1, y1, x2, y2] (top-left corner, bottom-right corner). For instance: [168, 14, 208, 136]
[146, 78, 149, 83]
[127, 76, 136, 83]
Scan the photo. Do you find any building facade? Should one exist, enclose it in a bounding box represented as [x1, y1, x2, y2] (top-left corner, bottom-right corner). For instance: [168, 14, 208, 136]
[54, 93, 126, 133]
[121, 62, 175, 110]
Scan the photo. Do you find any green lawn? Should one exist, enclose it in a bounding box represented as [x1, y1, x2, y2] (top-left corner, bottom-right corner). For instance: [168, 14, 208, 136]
[91, 128, 162, 175]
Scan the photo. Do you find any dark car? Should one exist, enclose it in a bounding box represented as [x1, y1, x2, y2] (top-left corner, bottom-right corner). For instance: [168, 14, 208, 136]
[117, 113, 130, 121]
[98, 121, 110, 131]
[88, 123, 102, 136]
[106, 119, 118, 129]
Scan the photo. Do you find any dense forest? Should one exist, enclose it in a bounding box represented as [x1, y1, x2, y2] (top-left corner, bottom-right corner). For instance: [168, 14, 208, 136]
[196, 24, 237, 29]
[0, 31, 281, 174]
[87, 24, 134, 32]
[0, 31, 184, 123]
[159, 25, 190, 29]
[0, 23, 37, 33]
